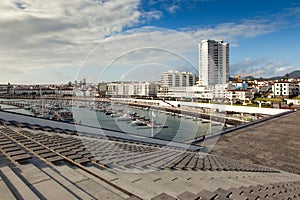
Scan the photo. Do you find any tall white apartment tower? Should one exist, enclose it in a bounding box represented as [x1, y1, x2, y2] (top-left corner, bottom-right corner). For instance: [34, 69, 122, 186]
[199, 39, 229, 86]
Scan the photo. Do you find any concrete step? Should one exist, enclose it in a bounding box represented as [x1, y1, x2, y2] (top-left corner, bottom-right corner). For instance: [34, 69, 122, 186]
[78, 165, 130, 199]
[18, 163, 78, 199]
[0, 166, 39, 200]
[40, 165, 96, 200]
[0, 177, 16, 200]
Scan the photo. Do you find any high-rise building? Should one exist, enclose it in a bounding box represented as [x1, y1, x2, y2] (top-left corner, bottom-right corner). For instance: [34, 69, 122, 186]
[199, 39, 229, 86]
[161, 70, 196, 87]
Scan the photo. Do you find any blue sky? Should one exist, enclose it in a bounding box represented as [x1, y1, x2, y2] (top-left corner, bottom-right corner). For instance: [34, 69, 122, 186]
[0, 0, 300, 83]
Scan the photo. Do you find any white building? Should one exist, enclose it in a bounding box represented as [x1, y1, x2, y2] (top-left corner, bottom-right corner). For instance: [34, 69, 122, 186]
[157, 85, 212, 100]
[0, 84, 8, 95]
[161, 70, 196, 87]
[226, 90, 254, 104]
[159, 70, 196, 97]
[272, 82, 299, 98]
[211, 84, 229, 100]
[106, 82, 159, 97]
[199, 39, 229, 86]
[157, 83, 255, 104]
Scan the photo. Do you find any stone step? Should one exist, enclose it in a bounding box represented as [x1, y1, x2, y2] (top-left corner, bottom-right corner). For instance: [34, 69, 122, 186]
[17, 163, 78, 199]
[0, 166, 39, 200]
[38, 165, 96, 200]
[0, 177, 16, 200]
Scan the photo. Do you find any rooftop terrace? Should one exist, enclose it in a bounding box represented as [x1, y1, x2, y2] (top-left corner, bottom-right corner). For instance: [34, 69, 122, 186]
[0, 111, 299, 199]
[211, 110, 300, 175]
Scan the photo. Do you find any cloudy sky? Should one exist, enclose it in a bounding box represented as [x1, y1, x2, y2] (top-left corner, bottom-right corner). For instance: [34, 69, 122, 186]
[1, 0, 300, 84]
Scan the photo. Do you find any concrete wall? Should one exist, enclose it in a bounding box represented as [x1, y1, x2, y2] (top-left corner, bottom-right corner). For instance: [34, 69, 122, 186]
[110, 98, 287, 115]
[166, 101, 288, 115]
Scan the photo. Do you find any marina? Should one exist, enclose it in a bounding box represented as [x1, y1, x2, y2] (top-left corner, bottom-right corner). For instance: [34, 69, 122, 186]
[0, 98, 232, 142]
[0, 97, 290, 143]
[0, 109, 299, 200]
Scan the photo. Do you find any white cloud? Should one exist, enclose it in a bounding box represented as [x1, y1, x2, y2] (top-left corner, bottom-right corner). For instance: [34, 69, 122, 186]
[231, 59, 297, 78]
[0, 0, 148, 83]
[245, 57, 251, 62]
[275, 66, 294, 73]
[0, 1, 299, 83]
[167, 4, 180, 14]
[77, 27, 199, 82]
[146, 0, 207, 14]
[184, 19, 278, 46]
[140, 10, 163, 21]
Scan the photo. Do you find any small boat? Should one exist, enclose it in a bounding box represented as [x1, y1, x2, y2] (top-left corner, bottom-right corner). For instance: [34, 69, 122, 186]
[115, 114, 132, 121]
[131, 120, 147, 126]
[147, 124, 168, 128]
[128, 112, 137, 116]
[24, 105, 31, 110]
[143, 107, 149, 111]
[105, 110, 113, 115]
[184, 115, 193, 119]
[111, 113, 122, 118]
[57, 109, 74, 123]
[193, 117, 202, 121]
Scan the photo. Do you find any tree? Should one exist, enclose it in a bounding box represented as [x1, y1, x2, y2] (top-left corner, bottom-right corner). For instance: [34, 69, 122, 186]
[286, 73, 289, 80]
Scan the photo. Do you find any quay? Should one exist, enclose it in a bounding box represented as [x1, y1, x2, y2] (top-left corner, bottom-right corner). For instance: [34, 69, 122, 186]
[110, 97, 289, 125]
[0, 96, 287, 126]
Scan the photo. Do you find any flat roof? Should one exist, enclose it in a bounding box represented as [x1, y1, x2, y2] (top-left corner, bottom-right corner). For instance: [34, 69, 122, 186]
[211, 110, 300, 175]
[0, 112, 300, 199]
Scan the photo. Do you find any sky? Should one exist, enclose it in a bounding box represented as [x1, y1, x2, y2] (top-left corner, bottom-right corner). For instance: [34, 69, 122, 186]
[0, 0, 300, 84]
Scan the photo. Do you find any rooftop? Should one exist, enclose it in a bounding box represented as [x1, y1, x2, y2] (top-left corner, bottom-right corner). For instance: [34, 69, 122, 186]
[211, 110, 300, 175]
[0, 111, 299, 199]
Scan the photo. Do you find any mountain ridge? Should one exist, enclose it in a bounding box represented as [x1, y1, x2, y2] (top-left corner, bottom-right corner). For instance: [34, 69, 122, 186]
[230, 70, 300, 80]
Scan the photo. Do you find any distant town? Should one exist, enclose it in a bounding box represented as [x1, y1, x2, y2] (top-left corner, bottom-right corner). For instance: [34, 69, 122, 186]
[1, 39, 300, 109]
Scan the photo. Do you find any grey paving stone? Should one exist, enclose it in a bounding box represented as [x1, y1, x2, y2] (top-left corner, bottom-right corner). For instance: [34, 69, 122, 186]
[177, 191, 198, 200]
[151, 193, 176, 200]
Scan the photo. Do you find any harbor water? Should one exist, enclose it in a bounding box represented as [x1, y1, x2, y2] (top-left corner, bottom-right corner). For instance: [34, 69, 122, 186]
[0, 98, 225, 142]
[70, 106, 224, 142]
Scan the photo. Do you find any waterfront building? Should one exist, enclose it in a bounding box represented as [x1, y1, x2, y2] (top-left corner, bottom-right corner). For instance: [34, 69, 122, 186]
[157, 85, 212, 100]
[157, 82, 255, 104]
[211, 84, 229, 101]
[8, 85, 56, 96]
[199, 39, 229, 86]
[0, 84, 9, 95]
[159, 70, 196, 97]
[106, 82, 159, 97]
[226, 90, 255, 104]
[161, 70, 196, 87]
[272, 82, 299, 98]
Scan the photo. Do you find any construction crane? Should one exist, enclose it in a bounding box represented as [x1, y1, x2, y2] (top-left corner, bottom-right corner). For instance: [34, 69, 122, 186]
[235, 73, 255, 82]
